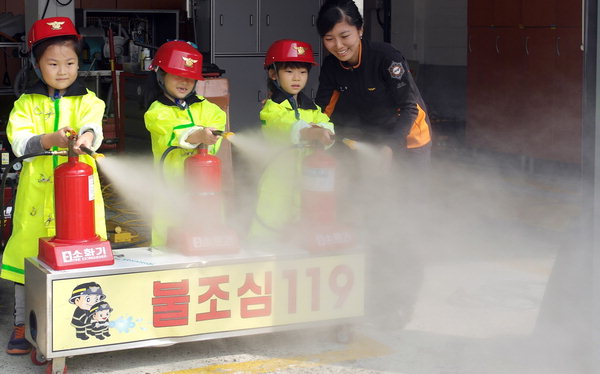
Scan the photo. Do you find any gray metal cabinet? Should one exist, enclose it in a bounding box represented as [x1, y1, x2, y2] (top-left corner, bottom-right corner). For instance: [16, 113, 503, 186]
[210, 0, 321, 55]
[203, 0, 323, 132]
[214, 56, 266, 130]
[258, 0, 321, 52]
[213, 0, 259, 53]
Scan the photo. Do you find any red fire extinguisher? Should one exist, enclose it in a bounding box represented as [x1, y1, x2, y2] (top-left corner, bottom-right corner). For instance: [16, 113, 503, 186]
[53, 153, 96, 242]
[300, 145, 354, 252]
[38, 134, 113, 270]
[184, 145, 223, 217]
[301, 146, 337, 225]
[167, 143, 239, 255]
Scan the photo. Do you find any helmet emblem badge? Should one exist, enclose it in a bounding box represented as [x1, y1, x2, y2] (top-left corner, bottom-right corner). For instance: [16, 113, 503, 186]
[47, 21, 65, 30]
[293, 46, 306, 55]
[182, 56, 198, 68]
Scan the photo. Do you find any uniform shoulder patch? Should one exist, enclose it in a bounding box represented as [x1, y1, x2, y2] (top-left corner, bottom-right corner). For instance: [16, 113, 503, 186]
[388, 61, 405, 80]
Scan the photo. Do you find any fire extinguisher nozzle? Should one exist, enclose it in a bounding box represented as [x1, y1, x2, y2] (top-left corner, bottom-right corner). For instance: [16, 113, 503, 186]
[211, 130, 235, 140]
[50, 150, 68, 156]
[80, 146, 105, 160]
[342, 138, 359, 150]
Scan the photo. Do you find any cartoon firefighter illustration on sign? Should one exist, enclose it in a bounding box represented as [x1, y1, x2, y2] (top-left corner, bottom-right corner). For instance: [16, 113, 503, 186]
[68, 282, 107, 340]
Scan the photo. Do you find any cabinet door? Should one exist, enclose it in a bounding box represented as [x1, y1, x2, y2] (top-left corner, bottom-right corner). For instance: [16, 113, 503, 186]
[259, 0, 321, 53]
[6, 0, 24, 14]
[522, 0, 556, 26]
[213, 0, 259, 53]
[466, 27, 498, 149]
[556, 0, 583, 28]
[553, 28, 583, 163]
[215, 56, 266, 132]
[493, 0, 520, 26]
[489, 28, 525, 155]
[467, 0, 493, 26]
[466, 28, 525, 154]
[521, 29, 558, 160]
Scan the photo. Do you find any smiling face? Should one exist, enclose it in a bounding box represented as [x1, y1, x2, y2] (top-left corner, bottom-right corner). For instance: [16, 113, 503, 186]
[37, 42, 79, 93]
[93, 309, 111, 322]
[322, 20, 363, 66]
[269, 65, 309, 97]
[164, 72, 196, 100]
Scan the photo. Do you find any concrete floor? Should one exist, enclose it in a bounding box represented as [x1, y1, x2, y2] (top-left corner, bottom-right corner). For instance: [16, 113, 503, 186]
[0, 145, 592, 374]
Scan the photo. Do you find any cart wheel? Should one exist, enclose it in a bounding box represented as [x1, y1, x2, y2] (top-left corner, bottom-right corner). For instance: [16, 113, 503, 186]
[45, 361, 67, 374]
[334, 324, 354, 344]
[30, 347, 48, 366]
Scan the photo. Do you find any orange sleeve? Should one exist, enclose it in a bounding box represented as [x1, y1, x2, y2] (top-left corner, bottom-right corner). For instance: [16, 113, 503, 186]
[324, 90, 341, 118]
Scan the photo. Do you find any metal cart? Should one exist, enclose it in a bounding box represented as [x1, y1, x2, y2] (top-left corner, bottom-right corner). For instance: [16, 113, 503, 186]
[25, 247, 364, 373]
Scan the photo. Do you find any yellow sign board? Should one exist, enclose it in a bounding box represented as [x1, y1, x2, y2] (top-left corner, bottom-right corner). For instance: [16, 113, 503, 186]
[52, 253, 364, 351]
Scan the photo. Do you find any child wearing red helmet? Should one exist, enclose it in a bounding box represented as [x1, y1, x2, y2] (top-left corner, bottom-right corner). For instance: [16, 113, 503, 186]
[250, 39, 335, 243]
[144, 41, 226, 246]
[2, 17, 107, 355]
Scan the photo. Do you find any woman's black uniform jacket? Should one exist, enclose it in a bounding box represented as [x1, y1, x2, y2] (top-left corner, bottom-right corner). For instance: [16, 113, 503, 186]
[316, 39, 431, 149]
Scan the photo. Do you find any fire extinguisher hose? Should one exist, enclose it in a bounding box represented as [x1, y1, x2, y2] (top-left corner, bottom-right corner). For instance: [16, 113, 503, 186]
[159, 146, 180, 175]
[0, 150, 67, 251]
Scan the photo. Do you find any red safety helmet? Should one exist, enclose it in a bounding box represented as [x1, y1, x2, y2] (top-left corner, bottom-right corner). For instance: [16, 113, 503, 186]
[149, 41, 204, 81]
[264, 39, 317, 68]
[27, 17, 81, 50]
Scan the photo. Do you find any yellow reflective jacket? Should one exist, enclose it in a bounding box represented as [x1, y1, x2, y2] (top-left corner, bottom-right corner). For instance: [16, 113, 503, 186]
[1, 80, 107, 284]
[144, 94, 227, 246]
[250, 90, 334, 243]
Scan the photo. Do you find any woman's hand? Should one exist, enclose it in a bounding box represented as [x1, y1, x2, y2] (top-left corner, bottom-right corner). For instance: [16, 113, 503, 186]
[186, 127, 219, 145]
[300, 125, 334, 146]
[41, 126, 74, 150]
